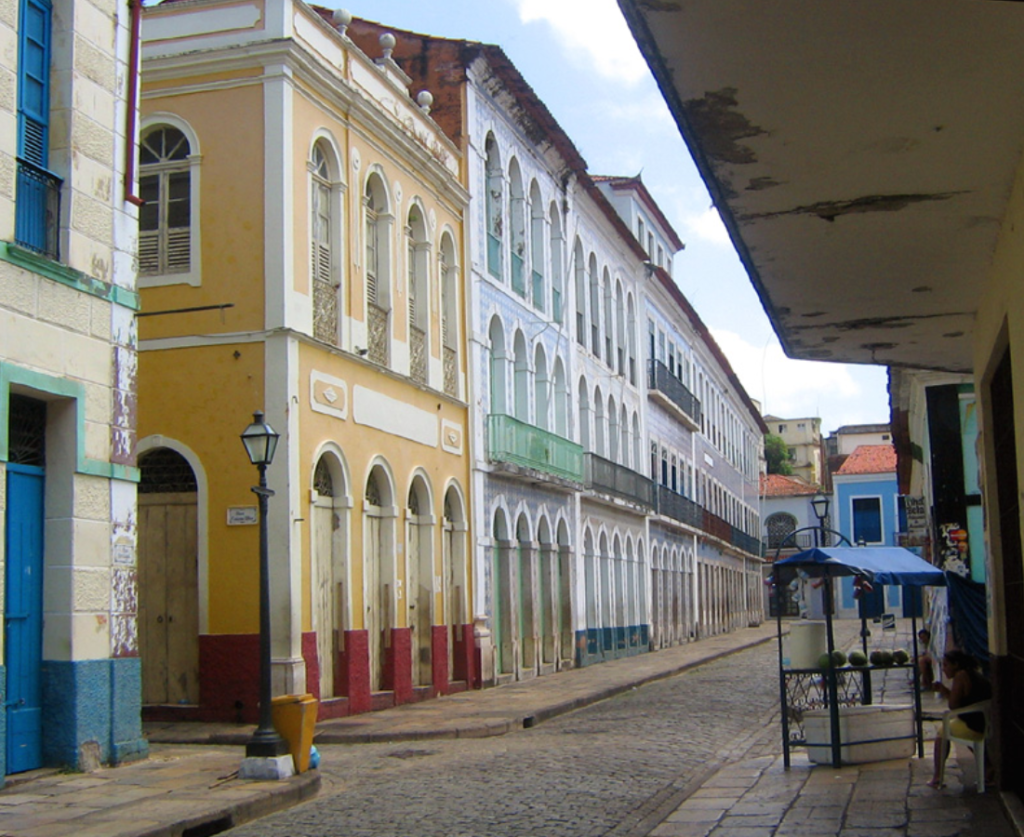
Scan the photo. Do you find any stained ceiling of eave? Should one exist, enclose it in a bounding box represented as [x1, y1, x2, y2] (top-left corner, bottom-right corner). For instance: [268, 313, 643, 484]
[621, 0, 1024, 373]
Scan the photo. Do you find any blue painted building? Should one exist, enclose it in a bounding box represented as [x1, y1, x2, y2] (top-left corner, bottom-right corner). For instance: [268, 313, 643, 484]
[832, 445, 901, 617]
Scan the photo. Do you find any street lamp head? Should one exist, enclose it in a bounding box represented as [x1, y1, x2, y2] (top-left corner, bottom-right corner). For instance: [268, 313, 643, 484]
[241, 411, 279, 466]
[811, 492, 830, 523]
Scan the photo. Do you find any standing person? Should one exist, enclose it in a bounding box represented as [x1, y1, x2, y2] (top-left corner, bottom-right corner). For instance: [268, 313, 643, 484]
[917, 629, 935, 690]
[928, 650, 992, 789]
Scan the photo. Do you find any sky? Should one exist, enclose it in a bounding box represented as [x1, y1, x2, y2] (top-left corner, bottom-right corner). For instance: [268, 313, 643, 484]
[346, 0, 891, 435]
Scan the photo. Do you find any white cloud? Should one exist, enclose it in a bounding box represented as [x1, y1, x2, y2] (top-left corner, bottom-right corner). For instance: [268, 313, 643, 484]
[684, 206, 731, 247]
[512, 0, 649, 86]
[710, 330, 889, 431]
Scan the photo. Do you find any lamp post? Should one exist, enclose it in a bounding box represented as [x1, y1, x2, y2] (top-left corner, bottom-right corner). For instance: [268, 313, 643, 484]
[240, 411, 290, 769]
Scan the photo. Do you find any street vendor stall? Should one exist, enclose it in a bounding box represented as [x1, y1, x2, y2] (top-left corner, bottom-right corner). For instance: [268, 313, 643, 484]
[774, 545, 946, 768]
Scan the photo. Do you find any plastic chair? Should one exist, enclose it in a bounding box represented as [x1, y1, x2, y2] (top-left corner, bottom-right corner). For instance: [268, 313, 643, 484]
[940, 699, 991, 791]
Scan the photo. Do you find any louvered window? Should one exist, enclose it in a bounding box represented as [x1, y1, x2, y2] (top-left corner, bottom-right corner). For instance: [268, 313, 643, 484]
[16, 0, 61, 258]
[139, 127, 192, 276]
[366, 208, 379, 305]
[310, 144, 337, 344]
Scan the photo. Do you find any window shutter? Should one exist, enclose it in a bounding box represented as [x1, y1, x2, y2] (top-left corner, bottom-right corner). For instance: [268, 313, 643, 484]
[365, 212, 378, 304]
[18, 0, 52, 166]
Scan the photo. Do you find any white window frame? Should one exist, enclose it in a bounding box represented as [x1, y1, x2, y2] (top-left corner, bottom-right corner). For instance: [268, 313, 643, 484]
[138, 113, 202, 288]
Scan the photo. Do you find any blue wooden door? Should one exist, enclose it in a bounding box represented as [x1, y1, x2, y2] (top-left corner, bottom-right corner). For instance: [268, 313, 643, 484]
[5, 464, 44, 773]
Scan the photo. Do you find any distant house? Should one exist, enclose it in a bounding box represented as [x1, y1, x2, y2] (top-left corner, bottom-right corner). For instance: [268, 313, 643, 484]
[764, 415, 824, 486]
[832, 445, 900, 617]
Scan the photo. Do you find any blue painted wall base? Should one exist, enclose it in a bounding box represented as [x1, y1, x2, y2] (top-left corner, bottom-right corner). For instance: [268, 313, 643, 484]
[575, 626, 650, 667]
[38, 658, 147, 771]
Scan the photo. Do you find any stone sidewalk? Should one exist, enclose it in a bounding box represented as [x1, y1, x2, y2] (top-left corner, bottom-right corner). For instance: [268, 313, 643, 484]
[0, 619, 1019, 837]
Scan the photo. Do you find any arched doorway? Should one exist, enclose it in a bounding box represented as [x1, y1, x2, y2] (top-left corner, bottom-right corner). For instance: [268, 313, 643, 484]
[364, 464, 395, 692]
[138, 447, 199, 706]
[492, 509, 513, 676]
[515, 513, 536, 675]
[443, 486, 468, 681]
[312, 454, 348, 699]
[406, 476, 434, 688]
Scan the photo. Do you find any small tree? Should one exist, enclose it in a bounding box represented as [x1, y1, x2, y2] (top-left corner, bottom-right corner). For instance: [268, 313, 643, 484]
[765, 433, 793, 475]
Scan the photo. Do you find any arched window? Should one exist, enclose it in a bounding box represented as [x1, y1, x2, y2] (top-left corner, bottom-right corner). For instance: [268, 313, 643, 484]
[578, 377, 590, 450]
[364, 172, 391, 366]
[574, 238, 586, 345]
[513, 330, 529, 422]
[766, 512, 798, 550]
[615, 281, 626, 377]
[406, 203, 429, 384]
[529, 180, 544, 310]
[534, 343, 549, 430]
[549, 203, 563, 323]
[139, 123, 199, 282]
[620, 404, 629, 467]
[485, 135, 502, 278]
[594, 385, 605, 457]
[588, 254, 600, 355]
[608, 394, 619, 462]
[489, 316, 507, 415]
[603, 267, 613, 365]
[440, 232, 459, 397]
[310, 140, 342, 345]
[508, 158, 526, 297]
[553, 358, 568, 437]
[627, 294, 637, 385]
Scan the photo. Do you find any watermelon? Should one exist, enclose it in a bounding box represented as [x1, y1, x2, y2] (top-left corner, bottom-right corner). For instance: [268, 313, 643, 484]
[869, 650, 885, 666]
[893, 648, 910, 665]
[831, 650, 847, 667]
[848, 650, 868, 667]
[818, 652, 832, 670]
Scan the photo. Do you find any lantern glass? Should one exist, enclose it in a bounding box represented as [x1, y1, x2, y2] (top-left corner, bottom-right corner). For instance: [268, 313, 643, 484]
[811, 493, 830, 523]
[241, 411, 279, 466]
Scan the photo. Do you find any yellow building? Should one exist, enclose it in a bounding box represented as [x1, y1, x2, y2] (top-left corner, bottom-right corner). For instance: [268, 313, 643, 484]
[137, 0, 471, 720]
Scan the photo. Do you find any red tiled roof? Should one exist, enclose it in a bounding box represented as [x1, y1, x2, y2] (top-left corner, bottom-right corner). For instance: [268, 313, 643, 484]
[835, 444, 897, 476]
[760, 474, 821, 497]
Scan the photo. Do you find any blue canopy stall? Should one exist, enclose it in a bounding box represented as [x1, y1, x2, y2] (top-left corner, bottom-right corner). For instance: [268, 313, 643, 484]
[773, 546, 947, 768]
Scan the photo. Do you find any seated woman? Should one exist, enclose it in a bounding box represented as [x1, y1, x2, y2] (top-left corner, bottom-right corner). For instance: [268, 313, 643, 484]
[928, 649, 992, 789]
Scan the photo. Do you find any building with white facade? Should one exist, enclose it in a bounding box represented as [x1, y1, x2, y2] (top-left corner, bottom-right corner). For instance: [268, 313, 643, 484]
[0, 0, 146, 775]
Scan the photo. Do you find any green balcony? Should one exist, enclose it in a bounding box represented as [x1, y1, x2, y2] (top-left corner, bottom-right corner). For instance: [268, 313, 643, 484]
[487, 413, 583, 482]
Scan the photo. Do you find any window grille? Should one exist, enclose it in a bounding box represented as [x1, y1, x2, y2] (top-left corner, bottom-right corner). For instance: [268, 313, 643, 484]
[8, 394, 46, 467]
[314, 458, 334, 497]
[138, 448, 197, 493]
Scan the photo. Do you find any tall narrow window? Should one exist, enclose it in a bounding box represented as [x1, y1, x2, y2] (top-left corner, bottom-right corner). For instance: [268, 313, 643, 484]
[485, 135, 502, 279]
[530, 181, 545, 310]
[139, 126, 193, 278]
[440, 233, 458, 397]
[310, 142, 337, 344]
[508, 159, 526, 298]
[407, 204, 428, 384]
[364, 173, 391, 367]
[549, 203, 563, 323]
[589, 255, 600, 355]
[16, 0, 59, 259]
[574, 239, 586, 345]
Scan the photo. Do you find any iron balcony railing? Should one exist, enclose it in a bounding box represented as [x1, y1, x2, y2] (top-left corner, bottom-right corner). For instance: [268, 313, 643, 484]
[584, 453, 655, 509]
[655, 485, 703, 528]
[487, 413, 583, 482]
[655, 485, 763, 556]
[15, 158, 61, 260]
[766, 531, 817, 551]
[648, 359, 702, 427]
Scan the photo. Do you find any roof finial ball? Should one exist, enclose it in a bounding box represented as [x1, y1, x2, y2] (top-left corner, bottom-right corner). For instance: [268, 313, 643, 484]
[379, 32, 396, 61]
[332, 8, 352, 37]
[416, 90, 433, 114]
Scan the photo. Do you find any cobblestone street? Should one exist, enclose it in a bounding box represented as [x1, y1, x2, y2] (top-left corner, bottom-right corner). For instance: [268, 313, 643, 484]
[228, 641, 783, 837]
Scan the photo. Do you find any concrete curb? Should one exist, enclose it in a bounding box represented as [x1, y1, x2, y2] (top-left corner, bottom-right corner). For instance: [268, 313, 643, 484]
[135, 770, 321, 837]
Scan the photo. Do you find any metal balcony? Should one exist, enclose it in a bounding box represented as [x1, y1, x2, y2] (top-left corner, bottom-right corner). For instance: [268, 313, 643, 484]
[583, 453, 655, 509]
[15, 158, 61, 260]
[655, 486, 703, 528]
[648, 359, 701, 430]
[487, 413, 583, 482]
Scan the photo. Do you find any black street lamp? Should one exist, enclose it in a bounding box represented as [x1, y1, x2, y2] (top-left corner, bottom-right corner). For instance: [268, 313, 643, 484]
[240, 411, 289, 762]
